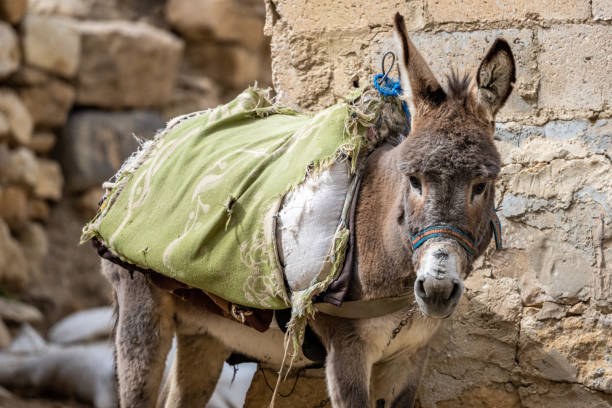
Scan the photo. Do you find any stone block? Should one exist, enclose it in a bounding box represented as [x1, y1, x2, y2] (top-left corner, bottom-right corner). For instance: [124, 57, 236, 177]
[28, 0, 94, 18]
[0, 319, 9, 349]
[22, 14, 81, 78]
[405, 29, 536, 122]
[0, 112, 8, 140]
[0, 219, 28, 291]
[77, 187, 104, 219]
[0, 22, 19, 79]
[426, 0, 589, 23]
[184, 42, 269, 94]
[15, 222, 49, 263]
[593, 0, 612, 20]
[538, 25, 612, 113]
[28, 199, 50, 222]
[269, 0, 424, 33]
[18, 77, 76, 128]
[6, 66, 50, 86]
[27, 131, 57, 154]
[166, 0, 265, 47]
[0, 0, 27, 24]
[519, 382, 612, 408]
[520, 310, 611, 392]
[0, 147, 38, 188]
[34, 159, 63, 201]
[0, 297, 43, 323]
[60, 109, 165, 191]
[75, 21, 183, 108]
[0, 88, 33, 145]
[0, 186, 28, 230]
[162, 74, 222, 119]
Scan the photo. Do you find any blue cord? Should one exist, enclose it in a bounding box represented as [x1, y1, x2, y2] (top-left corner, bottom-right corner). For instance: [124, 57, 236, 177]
[373, 73, 402, 96]
[373, 73, 411, 123]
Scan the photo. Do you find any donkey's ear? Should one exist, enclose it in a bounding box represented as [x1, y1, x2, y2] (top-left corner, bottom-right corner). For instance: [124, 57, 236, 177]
[474, 39, 516, 120]
[393, 13, 446, 114]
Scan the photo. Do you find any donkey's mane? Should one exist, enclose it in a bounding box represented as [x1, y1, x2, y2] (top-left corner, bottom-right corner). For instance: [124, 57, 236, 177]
[444, 70, 471, 102]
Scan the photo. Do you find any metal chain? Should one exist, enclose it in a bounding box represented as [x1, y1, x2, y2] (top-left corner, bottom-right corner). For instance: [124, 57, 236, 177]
[385, 307, 415, 348]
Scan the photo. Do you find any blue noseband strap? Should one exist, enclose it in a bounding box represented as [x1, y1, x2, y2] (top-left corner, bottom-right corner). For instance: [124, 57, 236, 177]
[410, 210, 503, 256]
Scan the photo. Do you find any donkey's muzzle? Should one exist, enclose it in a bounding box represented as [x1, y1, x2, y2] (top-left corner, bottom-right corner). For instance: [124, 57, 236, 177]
[413, 243, 465, 319]
[414, 275, 463, 318]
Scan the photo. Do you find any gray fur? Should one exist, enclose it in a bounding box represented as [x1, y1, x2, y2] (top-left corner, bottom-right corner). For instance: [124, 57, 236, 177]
[107, 13, 516, 408]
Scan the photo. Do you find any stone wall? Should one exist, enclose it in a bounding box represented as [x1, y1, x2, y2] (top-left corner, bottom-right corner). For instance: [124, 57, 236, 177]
[263, 1, 612, 407]
[0, 0, 270, 362]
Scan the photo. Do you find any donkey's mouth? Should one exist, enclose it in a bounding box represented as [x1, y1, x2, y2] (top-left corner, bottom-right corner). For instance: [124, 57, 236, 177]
[414, 275, 463, 319]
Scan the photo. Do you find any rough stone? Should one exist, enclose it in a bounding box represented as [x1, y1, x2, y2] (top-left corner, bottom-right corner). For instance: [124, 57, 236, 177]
[60, 110, 165, 191]
[166, 0, 266, 47]
[77, 187, 104, 219]
[27, 131, 57, 154]
[0, 297, 44, 323]
[22, 14, 81, 78]
[0, 88, 33, 145]
[267, 0, 425, 33]
[183, 42, 269, 95]
[0, 0, 27, 24]
[28, 199, 50, 222]
[593, 0, 612, 20]
[0, 186, 29, 229]
[426, 0, 590, 23]
[264, 3, 612, 406]
[0, 219, 28, 291]
[0, 23, 19, 79]
[28, 0, 94, 18]
[244, 368, 329, 408]
[0, 319, 9, 349]
[0, 147, 38, 188]
[0, 112, 8, 139]
[496, 119, 612, 154]
[418, 275, 522, 407]
[15, 222, 49, 266]
[30, 0, 168, 22]
[75, 20, 183, 108]
[535, 301, 567, 320]
[538, 25, 612, 114]
[397, 29, 536, 122]
[34, 159, 64, 201]
[18, 77, 76, 128]
[162, 74, 222, 119]
[519, 382, 612, 408]
[520, 309, 611, 391]
[7, 66, 51, 86]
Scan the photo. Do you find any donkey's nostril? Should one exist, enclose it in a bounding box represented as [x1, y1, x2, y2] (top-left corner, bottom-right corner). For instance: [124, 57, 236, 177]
[448, 281, 461, 301]
[415, 278, 427, 298]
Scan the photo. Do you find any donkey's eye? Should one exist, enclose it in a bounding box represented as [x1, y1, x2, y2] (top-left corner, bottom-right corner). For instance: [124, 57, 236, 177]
[472, 182, 487, 195]
[409, 176, 422, 193]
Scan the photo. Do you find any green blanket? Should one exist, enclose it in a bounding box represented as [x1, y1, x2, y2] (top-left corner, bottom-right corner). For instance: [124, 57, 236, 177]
[82, 87, 398, 311]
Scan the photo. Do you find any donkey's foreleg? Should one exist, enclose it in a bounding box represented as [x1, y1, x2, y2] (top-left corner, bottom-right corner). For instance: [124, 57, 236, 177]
[104, 260, 174, 408]
[160, 333, 230, 408]
[325, 334, 373, 408]
[371, 346, 429, 408]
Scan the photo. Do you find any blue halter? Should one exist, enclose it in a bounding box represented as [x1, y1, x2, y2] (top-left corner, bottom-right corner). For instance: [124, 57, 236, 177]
[373, 52, 503, 256]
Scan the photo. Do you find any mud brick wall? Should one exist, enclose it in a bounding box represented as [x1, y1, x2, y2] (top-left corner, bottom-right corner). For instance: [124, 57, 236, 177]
[257, 1, 612, 407]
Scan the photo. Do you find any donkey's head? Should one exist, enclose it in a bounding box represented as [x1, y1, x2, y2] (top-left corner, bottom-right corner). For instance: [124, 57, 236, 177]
[391, 14, 515, 318]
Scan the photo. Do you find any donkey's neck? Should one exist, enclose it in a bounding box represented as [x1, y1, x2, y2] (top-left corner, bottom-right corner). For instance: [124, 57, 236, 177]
[352, 144, 416, 300]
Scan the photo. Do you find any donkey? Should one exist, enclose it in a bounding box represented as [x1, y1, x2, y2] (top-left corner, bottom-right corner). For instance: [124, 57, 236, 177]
[103, 13, 515, 408]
